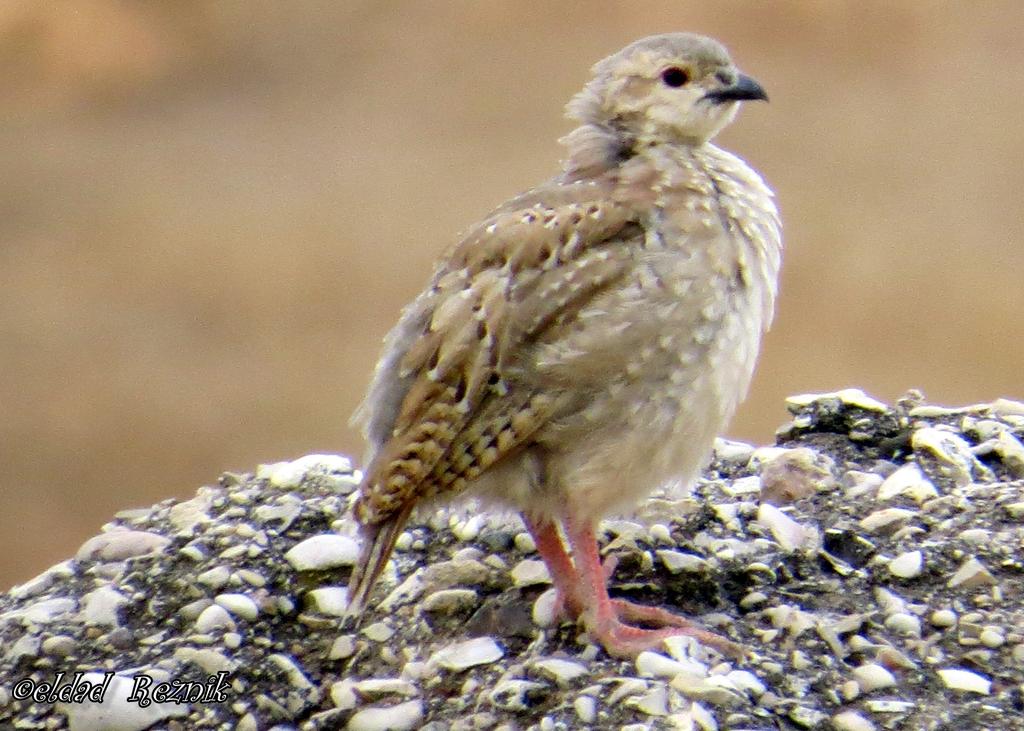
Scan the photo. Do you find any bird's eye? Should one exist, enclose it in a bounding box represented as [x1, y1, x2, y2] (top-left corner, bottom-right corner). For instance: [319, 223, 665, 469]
[660, 67, 690, 88]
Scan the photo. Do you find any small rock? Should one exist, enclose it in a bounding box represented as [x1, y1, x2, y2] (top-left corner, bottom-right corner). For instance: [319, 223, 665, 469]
[306, 587, 349, 617]
[930, 609, 957, 628]
[888, 550, 923, 579]
[214, 593, 259, 621]
[347, 699, 424, 731]
[877, 464, 938, 503]
[284, 534, 359, 570]
[574, 695, 597, 723]
[756, 503, 807, 551]
[194, 605, 236, 633]
[362, 622, 395, 642]
[81, 587, 128, 627]
[947, 557, 996, 589]
[852, 663, 896, 692]
[657, 550, 707, 573]
[76, 531, 171, 561]
[509, 559, 551, 587]
[533, 658, 588, 686]
[429, 636, 504, 671]
[421, 589, 480, 616]
[833, 710, 877, 731]
[936, 668, 991, 694]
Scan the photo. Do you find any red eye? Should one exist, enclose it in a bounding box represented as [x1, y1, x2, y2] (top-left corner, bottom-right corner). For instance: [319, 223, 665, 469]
[660, 67, 690, 87]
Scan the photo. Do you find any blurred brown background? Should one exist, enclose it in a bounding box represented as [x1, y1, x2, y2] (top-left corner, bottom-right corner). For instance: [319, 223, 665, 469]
[2, 1, 1022, 590]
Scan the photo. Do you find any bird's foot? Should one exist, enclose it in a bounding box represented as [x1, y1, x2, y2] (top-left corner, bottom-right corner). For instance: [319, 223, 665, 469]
[585, 599, 744, 659]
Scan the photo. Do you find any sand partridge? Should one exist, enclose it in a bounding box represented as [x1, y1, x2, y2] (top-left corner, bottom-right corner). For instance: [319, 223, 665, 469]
[345, 32, 781, 658]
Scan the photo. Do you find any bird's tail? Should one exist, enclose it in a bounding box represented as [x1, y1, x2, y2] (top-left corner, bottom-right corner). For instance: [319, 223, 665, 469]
[343, 504, 413, 626]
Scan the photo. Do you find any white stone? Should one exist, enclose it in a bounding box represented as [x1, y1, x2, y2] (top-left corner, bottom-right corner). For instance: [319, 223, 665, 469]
[832, 710, 877, 731]
[307, 587, 349, 616]
[346, 699, 424, 731]
[510, 559, 551, 587]
[214, 593, 259, 621]
[76, 531, 170, 561]
[720, 475, 762, 497]
[532, 588, 560, 628]
[756, 503, 807, 551]
[657, 550, 707, 573]
[852, 663, 896, 692]
[284, 534, 359, 570]
[533, 658, 588, 686]
[452, 515, 485, 542]
[631, 685, 668, 716]
[888, 550, 923, 579]
[859, 508, 916, 533]
[930, 609, 957, 628]
[786, 389, 889, 412]
[196, 566, 231, 588]
[194, 605, 235, 633]
[912, 427, 983, 487]
[429, 636, 504, 671]
[352, 678, 417, 697]
[57, 672, 187, 731]
[81, 587, 127, 627]
[362, 622, 395, 642]
[947, 557, 996, 588]
[936, 668, 991, 694]
[574, 695, 597, 723]
[636, 651, 707, 680]
[877, 464, 938, 503]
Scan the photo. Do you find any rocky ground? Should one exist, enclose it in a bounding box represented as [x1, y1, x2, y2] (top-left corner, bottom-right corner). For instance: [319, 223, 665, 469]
[1, 389, 1023, 730]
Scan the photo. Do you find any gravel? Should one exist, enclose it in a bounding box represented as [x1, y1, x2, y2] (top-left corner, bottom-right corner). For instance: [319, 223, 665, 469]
[1, 390, 1023, 729]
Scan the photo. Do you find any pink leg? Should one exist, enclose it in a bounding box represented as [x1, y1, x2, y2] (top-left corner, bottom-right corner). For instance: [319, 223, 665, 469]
[562, 517, 743, 659]
[522, 514, 583, 618]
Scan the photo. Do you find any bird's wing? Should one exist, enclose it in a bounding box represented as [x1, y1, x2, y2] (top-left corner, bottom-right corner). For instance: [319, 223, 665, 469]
[352, 180, 643, 527]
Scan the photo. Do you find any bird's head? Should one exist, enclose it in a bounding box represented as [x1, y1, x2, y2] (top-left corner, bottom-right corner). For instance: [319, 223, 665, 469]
[566, 33, 767, 151]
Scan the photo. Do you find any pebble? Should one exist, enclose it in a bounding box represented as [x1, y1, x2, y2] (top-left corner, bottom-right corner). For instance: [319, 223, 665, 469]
[430, 636, 504, 671]
[912, 428, 983, 487]
[887, 550, 923, 578]
[421, 588, 479, 615]
[513, 532, 537, 553]
[786, 388, 889, 412]
[936, 667, 991, 694]
[81, 587, 128, 627]
[306, 587, 349, 616]
[347, 699, 424, 731]
[329, 635, 356, 661]
[353, 678, 417, 697]
[574, 695, 597, 723]
[833, 710, 877, 731]
[362, 622, 395, 642]
[979, 628, 1005, 648]
[197, 566, 232, 588]
[657, 550, 707, 573]
[175, 647, 236, 675]
[452, 515, 485, 542]
[930, 609, 957, 627]
[630, 685, 668, 716]
[215, 593, 259, 621]
[947, 557, 996, 589]
[756, 503, 807, 551]
[509, 559, 551, 587]
[636, 651, 707, 680]
[283, 534, 359, 570]
[76, 530, 171, 561]
[884, 612, 922, 638]
[57, 672, 187, 731]
[532, 658, 588, 686]
[877, 464, 938, 503]
[195, 604, 236, 633]
[852, 663, 896, 692]
[531, 588, 560, 628]
[859, 508, 916, 533]
[41, 634, 77, 658]
[758, 447, 834, 505]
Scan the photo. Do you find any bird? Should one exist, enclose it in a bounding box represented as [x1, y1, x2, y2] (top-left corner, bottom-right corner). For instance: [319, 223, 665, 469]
[344, 32, 781, 659]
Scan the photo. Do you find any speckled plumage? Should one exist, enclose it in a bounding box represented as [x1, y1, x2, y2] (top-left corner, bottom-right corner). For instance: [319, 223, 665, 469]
[346, 33, 781, 657]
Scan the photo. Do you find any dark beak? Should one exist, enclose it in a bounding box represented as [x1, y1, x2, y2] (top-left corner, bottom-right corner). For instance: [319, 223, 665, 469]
[704, 73, 768, 104]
